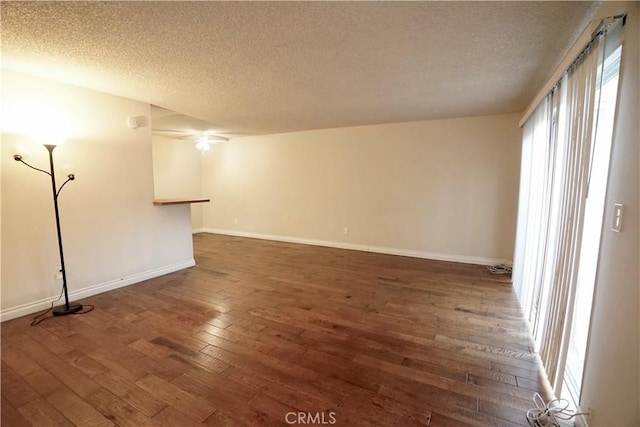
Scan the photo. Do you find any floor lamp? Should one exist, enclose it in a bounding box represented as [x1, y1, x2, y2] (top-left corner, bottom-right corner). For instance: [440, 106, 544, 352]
[14, 142, 83, 316]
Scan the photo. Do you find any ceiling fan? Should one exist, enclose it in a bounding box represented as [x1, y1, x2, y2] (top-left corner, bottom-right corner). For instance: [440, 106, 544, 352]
[152, 129, 228, 151]
[150, 105, 229, 151]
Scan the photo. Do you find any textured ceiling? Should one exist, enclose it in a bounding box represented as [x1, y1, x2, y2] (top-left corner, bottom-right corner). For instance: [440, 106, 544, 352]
[1, 1, 599, 137]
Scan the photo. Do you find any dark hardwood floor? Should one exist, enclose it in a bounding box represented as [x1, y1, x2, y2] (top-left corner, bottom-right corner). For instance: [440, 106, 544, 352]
[1, 233, 551, 426]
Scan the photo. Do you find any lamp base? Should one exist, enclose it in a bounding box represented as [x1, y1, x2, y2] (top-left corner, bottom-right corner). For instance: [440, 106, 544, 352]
[52, 302, 83, 316]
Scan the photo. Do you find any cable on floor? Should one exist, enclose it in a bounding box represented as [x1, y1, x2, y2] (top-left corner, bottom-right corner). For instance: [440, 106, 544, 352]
[30, 286, 64, 326]
[76, 305, 95, 315]
[30, 286, 95, 326]
[526, 392, 589, 427]
[487, 264, 513, 274]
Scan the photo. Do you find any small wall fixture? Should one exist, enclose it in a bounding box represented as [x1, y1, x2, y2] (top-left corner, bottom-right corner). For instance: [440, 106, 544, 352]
[127, 117, 139, 129]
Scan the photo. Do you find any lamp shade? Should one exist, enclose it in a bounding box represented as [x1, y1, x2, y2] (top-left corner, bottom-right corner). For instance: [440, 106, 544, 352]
[30, 114, 70, 146]
[32, 127, 68, 146]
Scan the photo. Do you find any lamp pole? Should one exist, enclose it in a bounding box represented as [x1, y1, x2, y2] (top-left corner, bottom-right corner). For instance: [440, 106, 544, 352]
[45, 145, 82, 315]
[14, 145, 82, 316]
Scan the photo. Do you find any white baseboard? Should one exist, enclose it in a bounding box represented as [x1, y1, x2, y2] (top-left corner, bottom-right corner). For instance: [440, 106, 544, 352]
[192, 228, 206, 234]
[203, 228, 510, 266]
[0, 258, 195, 322]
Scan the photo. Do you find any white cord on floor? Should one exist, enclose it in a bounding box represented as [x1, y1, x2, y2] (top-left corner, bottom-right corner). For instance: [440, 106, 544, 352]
[526, 392, 589, 427]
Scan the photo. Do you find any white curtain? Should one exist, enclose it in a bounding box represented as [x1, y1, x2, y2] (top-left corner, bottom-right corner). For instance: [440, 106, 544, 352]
[513, 96, 552, 330]
[539, 41, 600, 389]
[512, 18, 624, 394]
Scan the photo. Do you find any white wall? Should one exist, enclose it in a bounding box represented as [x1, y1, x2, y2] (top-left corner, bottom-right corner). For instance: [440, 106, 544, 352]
[151, 135, 204, 231]
[202, 114, 521, 264]
[580, 2, 640, 425]
[1, 70, 195, 321]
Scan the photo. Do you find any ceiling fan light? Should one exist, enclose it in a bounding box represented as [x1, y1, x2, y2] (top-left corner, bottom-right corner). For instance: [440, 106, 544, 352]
[195, 137, 210, 151]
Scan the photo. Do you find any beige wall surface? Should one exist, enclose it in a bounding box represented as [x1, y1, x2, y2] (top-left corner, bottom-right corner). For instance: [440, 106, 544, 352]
[580, 2, 640, 425]
[152, 135, 204, 230]
[1, 70, 195, 320]
[202, 113, 522, 264]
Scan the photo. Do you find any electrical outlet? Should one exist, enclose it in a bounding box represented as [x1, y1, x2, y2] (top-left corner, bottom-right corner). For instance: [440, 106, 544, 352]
[612, 203, 623, 232]
[54, 271, 62, 280]
[343, 227, 349, 235]
[234, 218, 238, 225]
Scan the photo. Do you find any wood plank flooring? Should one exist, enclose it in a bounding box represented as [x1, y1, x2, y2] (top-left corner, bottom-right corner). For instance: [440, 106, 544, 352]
[1, 233, 552, 426]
